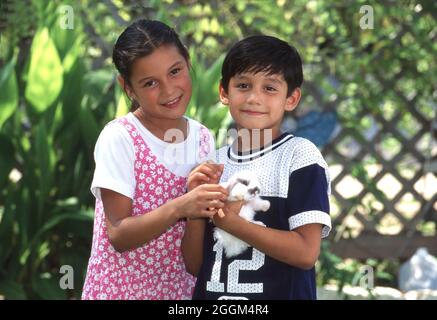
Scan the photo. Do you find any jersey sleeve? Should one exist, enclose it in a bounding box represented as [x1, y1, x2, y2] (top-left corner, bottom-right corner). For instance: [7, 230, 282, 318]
[286, 139, 331, 238]
[90, 123, 136, 201]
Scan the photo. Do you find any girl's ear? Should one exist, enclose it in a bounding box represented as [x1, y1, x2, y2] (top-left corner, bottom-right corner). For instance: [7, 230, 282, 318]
[219, 83, 229, 105]
[117, 75, 134, 99]
[285, 87, 301, 112]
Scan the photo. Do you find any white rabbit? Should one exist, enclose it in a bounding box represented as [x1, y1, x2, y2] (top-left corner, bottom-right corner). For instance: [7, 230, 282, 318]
[214, 170, 270, 258]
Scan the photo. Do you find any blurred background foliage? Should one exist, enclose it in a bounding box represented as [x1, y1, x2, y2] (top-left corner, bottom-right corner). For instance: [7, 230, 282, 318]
[0, 0, 435, 299]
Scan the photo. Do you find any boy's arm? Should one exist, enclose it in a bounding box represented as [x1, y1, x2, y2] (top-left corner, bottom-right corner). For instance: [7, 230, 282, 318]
[213, 207, 322, 269]
[181, 218, 207, 276]
[181, 162, 225, 276]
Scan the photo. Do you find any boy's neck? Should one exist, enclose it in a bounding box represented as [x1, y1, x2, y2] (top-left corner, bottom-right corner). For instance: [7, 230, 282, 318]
[235, 127, 281, 153]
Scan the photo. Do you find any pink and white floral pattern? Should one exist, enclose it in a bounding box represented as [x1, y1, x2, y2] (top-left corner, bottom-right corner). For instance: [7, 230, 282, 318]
[199, 126, 210, 160]
[82, 117, 210, 300]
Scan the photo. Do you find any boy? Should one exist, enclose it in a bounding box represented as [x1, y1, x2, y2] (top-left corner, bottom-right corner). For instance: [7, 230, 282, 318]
[187, 35, 331, 299]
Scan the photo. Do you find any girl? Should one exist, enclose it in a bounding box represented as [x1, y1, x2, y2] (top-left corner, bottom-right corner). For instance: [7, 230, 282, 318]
[82, 19, 227, 300]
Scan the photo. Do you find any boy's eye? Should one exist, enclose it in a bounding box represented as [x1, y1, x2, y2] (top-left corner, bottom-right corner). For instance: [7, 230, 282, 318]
[265, 86, 277, 92]
[236, 83, 250, 89]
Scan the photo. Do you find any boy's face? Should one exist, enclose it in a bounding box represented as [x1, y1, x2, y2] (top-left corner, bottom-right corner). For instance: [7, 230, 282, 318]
[220, 71, 300, 139]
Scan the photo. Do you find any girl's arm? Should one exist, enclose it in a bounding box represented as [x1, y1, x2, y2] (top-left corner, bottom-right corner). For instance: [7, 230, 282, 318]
[102, 183, 227, 253]
[213, 206, 323, 269]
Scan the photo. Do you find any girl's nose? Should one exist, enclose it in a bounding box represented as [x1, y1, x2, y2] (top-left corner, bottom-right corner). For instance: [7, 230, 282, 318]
[161, 80, 174, 97]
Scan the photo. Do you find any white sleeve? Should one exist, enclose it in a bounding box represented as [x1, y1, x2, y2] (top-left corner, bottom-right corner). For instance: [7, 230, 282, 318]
[90, 123, 135, 201]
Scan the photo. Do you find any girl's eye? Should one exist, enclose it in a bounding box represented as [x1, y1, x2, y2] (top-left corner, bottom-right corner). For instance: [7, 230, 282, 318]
[170, 67, 181, 76]
[144, 80, 157, 88]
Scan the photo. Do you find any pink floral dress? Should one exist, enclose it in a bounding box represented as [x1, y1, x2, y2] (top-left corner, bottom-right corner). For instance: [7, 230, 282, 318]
[82, 117, 211, 300]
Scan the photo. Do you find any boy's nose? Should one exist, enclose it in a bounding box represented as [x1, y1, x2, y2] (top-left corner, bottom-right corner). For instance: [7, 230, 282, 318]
[247, 91, 261, 105]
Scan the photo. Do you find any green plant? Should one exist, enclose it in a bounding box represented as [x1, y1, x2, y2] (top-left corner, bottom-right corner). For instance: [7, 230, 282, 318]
[187, 50, 233, 144]
[0, 1, 116, 299]
[317, 241, 398, 299]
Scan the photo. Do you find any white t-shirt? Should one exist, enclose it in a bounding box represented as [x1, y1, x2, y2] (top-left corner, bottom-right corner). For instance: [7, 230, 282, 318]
[91, 113, 216, 201]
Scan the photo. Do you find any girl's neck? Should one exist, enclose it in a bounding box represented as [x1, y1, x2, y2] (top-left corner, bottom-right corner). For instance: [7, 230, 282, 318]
[133, 109, 188, 143]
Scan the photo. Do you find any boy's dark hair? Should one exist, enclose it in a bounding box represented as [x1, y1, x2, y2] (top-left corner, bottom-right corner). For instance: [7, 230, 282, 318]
[112, 19, 189, 110]
[221, 35, 303, 97]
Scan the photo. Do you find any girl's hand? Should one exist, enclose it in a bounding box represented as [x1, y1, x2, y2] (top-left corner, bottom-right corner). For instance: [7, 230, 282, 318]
[187, 162, 224, 191]
[177, 184, 228, 219]
[213, 200, 245, 227]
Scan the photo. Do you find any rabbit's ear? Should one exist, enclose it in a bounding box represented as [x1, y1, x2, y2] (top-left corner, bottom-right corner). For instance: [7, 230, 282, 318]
[225, 175, 239, 191]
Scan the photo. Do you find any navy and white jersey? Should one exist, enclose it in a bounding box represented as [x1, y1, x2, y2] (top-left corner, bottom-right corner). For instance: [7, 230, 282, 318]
[193, 132, 331, 300]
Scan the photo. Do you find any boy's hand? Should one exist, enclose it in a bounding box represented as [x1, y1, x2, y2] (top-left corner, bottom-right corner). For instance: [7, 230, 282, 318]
[213, 200, 245, 226]
[187, 161, 224, 192]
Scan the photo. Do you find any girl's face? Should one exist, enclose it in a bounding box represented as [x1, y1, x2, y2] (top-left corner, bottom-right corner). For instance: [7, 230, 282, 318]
[125, 45, 192, 121]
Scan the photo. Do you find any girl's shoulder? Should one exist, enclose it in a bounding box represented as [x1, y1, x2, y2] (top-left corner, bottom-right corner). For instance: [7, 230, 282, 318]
[186, 117, 215, 142]
[95, 116, 134, 150]
[186, 117, 208, 131]
[102, 116, 129, 135]
[101, 113, 143, 138]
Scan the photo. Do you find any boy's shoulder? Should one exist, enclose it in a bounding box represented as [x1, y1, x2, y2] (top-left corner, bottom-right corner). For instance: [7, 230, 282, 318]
[216, 144, 228, 160]
[216, 134, 325, 166]
[288, 136, 327, 168]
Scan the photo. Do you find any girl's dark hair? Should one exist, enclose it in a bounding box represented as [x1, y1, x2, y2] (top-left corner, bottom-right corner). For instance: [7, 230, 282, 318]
[112, 19, 190, 110]
[221, 35, 303, 97]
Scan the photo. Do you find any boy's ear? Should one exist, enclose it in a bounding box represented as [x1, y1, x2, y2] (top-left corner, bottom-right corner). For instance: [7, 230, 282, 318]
[285, 88, 301, 112]
[219, 83, 229, 105]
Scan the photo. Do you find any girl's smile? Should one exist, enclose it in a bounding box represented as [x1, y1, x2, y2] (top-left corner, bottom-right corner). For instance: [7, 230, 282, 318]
[120, 45, 193, 139]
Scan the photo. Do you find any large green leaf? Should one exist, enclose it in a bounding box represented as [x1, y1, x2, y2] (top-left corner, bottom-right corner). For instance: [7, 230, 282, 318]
[25, 28, 63, 113]
[192, 54, 224, 122]
[34, 121, 56, 206]
[20, 211, 93, 266]
[59, 35, 86, 122]
[0, 60, 18, 129]
[0, 134, 14, 186]
[115, 84, 130, 118]
[32, 274, 67, 300]
[78, 105, 100, 148]
[0, 279, 27, 300]
[199, 54, 224, 107]
[50, 2, 78, 61]
[0, 186, 17, 266]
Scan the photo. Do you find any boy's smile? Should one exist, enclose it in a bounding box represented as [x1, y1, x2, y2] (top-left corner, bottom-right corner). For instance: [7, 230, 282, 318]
[220, 71, 301, 144]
